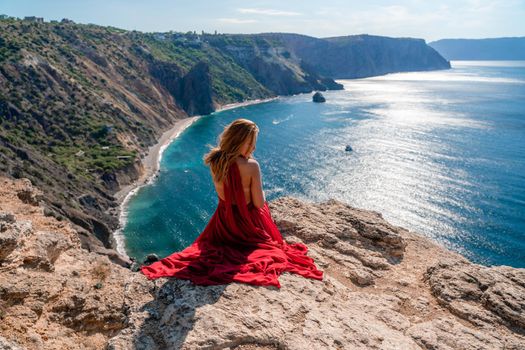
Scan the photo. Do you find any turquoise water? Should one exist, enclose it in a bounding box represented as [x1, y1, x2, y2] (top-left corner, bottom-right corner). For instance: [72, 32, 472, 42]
[122, 61, 525, 268]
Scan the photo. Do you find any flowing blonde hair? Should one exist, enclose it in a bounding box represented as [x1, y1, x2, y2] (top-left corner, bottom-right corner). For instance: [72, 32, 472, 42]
[204, 118, 259, 183]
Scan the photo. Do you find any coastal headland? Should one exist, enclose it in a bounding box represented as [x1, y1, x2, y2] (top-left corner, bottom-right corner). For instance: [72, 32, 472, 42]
[0, 178, 523, 349]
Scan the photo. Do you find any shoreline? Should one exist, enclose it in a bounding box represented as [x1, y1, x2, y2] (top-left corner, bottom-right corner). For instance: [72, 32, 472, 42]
[112, 116, 200, 258]
[215, 96, 278, 112]
[112, 96, 278, 259]
[113, 116, 200, 205]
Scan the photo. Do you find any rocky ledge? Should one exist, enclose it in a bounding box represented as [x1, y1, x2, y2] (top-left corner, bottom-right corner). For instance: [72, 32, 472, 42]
[1, 178, 524, 349]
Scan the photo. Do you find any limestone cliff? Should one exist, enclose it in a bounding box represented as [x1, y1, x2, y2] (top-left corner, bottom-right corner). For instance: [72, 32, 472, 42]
[205, 34, 344, 95]
[1, 177, 523, 349]
[261, 33, 451, 78]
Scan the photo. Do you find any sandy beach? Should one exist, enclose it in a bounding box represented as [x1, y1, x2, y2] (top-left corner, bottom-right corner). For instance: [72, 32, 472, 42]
[113, 116, 200, 204]
[112, 116, 200, 257]
[112, 96, 278, 258]
[215, 96, 278, 112]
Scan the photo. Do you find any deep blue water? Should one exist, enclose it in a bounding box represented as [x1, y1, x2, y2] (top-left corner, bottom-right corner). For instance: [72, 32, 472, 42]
[121, 61, 525, 268]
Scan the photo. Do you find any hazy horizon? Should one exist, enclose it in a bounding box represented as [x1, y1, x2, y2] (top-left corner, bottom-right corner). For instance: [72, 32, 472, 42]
[1, 0, 524, 42]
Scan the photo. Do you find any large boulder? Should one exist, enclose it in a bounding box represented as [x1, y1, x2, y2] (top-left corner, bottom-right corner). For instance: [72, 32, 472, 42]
[312, 91, 326, 103]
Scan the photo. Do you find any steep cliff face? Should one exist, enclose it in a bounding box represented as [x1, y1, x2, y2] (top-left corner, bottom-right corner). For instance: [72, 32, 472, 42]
[148, 59, 215, 115]
[261, 33, 451, 78]
[0, 20, 329, 253]
[180, 61, 215, 115]
[2, 179, 522, 349]
[206, 34, 344, 94]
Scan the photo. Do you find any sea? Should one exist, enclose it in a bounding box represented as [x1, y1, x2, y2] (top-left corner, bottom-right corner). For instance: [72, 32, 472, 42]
[120, 61, 525, 268]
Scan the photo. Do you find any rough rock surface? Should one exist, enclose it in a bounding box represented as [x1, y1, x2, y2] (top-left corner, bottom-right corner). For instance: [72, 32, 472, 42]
[107, 197, 524, 350]
[0, 177, 135, 350]
[1, 178, 523, 349]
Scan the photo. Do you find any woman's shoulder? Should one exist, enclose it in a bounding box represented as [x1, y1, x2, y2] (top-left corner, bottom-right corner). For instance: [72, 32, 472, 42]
[235, 155, 258, 164]
[235, 157, 260, 174]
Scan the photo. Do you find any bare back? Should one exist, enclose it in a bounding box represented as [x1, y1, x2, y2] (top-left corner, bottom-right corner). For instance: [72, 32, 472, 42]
[212, 156, 264, 207]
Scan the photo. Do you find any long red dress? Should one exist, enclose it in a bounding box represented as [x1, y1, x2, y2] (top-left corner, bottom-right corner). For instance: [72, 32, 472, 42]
[139, 161, 324, 288]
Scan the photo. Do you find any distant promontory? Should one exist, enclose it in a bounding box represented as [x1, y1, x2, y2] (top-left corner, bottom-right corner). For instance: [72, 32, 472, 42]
[429, 37, 525, 60]
[262, 33, 451, 78]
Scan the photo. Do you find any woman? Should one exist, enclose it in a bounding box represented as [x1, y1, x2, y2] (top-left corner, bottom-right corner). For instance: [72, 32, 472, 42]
[140, 118, 323, 288]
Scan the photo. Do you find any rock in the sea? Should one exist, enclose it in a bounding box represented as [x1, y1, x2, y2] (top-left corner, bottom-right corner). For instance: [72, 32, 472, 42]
[143, 253, 160, 265]
[345, 145, 353, 152]
[312, 91, 326, 103]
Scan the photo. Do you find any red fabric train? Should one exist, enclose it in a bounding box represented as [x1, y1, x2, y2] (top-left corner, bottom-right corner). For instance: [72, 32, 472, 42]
[139, 161, 324, 288]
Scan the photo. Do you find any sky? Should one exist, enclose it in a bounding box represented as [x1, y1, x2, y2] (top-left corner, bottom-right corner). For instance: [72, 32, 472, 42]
[1, 0, 524, 42]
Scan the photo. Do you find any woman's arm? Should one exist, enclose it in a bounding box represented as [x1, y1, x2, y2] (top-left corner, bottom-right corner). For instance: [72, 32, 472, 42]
[249, 159, 266, 209]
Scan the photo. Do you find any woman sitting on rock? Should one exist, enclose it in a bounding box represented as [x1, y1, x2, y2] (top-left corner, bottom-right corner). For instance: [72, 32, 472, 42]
[140, 118, 324, 288]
